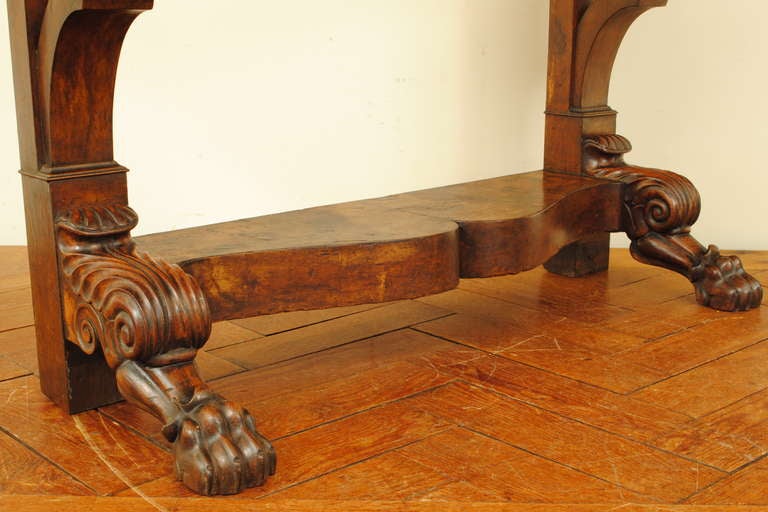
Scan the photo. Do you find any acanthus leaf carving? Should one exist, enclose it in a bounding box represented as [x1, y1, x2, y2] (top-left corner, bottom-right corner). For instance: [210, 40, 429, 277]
[583, 135, 763, 311]
[57, 204, 210, 367]
[56, 203, 276, 495]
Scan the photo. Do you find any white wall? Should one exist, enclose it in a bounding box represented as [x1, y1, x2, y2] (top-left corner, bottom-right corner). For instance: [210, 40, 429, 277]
[0, 1, 765, 250]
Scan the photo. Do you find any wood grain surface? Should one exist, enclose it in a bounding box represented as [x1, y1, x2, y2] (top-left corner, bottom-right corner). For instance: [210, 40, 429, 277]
[136, 171, 622, 320]
[1, 246, 767, 510]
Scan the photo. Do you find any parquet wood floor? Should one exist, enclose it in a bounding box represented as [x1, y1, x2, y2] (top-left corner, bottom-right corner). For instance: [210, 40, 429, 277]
[0, 246, 766, 511]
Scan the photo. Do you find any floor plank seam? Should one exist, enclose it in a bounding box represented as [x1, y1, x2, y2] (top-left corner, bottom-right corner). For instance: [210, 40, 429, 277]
[1, 247, 765, 505]
[200, 334, 264, 353]
[230, 301, 397, 337]
[213, 311, 456, 372]
[407, 324, 675, 398]
[455, 424, 665, 504]
[0, 322, 34, 334]
[450, 378, 728, 475]
[0, 369, 33, 383]
[97, 409, 172, 455]
[718, 449, 768, 476]
[270, 380, 460, 442]
[257, 428, 460, 501]
[455, 281, 637, 316]
[0, 423, 99, 496]
[644, 384, 768, 451]
[675, 456, 763, 506]
[626, 336, 768, 396]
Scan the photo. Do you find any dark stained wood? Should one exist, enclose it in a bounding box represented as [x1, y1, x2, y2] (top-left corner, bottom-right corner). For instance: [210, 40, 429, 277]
[583, 136, 762, 311]
[544, 232, 610, 277]
[542, 1, 762, 307]
[8, 0, 145, 413]
[5, 0, 763, 498]
[136, 171, 623, 320]
[543, 0, 667, 174]
[8, 0, 283, 484]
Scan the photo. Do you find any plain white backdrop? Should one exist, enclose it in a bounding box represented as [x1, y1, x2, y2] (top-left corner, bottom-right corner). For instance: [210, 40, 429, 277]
[0, 1, 765, 249]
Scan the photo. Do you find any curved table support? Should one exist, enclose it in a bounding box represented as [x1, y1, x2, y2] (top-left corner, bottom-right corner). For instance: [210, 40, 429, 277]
[6, 0, 762, 498]
[8, 0, 276, 495]
[543, 0, 669, 276]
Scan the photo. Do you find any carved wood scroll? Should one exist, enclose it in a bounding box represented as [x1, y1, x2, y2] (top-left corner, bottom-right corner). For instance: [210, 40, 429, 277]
[583, 135, 763, 311]
[8, 0, 764, 499]
[56, 204, 276, 495]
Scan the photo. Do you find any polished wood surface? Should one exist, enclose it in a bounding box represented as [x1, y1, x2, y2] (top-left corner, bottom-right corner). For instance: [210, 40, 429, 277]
[542, 0, 761, 310]
[1, 246, 767, 509]
[6, 0, 762, 496]
[137, 171, 622, 320]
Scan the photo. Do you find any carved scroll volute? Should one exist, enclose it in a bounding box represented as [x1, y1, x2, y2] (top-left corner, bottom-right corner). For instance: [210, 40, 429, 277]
[56, 205, 211, 369]
[583, 134, 703, 244]
[55, 205, 276, 494]
[583, 135, 763, 311]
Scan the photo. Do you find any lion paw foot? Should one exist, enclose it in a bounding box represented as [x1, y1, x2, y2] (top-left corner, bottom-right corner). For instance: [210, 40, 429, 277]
[694, 246, 763, 311]
[173, 397, 276, 495]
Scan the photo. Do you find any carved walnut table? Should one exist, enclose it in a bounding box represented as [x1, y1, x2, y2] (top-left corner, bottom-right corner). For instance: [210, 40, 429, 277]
[6, 0, 763, 496]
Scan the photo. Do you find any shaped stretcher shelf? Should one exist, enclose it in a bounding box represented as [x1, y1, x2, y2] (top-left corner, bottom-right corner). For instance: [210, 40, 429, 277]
[136, 170, 622, 321]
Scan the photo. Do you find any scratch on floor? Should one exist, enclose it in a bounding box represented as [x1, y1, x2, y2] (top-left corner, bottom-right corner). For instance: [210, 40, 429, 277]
[420, 356, 444, 381]
[508, 333, 548, 350]
[4, 388, 18, 405]
[609, 461, 626, 501]
[695, 462, 700, 491]
[98, 413, 142, 469]
[73, 415, 169, 512]
[485, 357, 498, 379]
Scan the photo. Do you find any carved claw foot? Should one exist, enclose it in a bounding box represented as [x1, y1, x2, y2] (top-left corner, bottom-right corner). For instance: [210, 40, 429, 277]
[584, 135, 763, 311]
[174, 395, 276, 495]
[691, 245, 763, 311]
[116, 360, 276, 495]
[57, 205, 277, 494]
